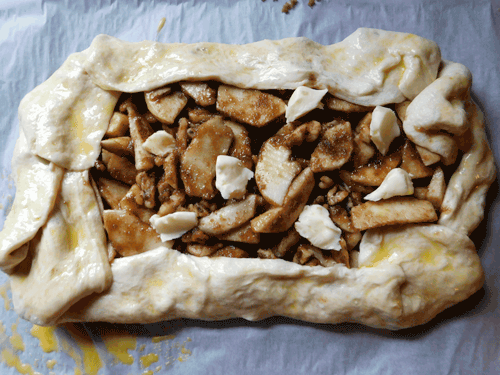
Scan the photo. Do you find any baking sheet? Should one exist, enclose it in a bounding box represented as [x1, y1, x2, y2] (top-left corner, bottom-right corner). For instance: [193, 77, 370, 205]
[0, 0, 499, 374]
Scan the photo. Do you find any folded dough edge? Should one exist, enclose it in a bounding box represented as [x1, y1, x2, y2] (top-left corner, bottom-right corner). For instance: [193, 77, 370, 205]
[59, 224, 482, 330]
[83, 28, 441, 106]
[9, 170, 112, 326]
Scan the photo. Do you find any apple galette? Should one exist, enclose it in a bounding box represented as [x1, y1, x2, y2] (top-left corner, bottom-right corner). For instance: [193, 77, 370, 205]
[0, 28, 495, 329]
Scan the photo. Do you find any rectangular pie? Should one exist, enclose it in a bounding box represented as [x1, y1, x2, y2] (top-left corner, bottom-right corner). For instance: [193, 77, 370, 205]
[0, 28, 495, 329]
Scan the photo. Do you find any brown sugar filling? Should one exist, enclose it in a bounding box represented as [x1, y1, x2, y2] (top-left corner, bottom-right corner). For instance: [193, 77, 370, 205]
[92, 81, 447, 268]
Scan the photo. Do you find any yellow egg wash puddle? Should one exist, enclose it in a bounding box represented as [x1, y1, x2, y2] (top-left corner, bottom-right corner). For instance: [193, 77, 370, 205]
[30, 325, 58, 353]
[62, 323, 102, 375]
[178, 346, 191, 362]
[391, 58, 407, 86]
[420, 248, 438, 266]
[418, 236, 454, 271]
[364, 239, 401, 267]
[0, 283, 10, 311]
[1, 348, 41, 375]
[0, 312, 105, 375]
[0, 314, 193, 374]
[147, 278, 164, 289]
[101, 331, 137, 365]
[58, 330, 85, 375]
[46, 359, 57, 369]
[364, 232, 453, 269]
[69, 102, 94, 156]
[175, 337, 193, 363]
[140, 352, 159, 368]
[10, 323, 25, 352]
[66, 224, 81, 252]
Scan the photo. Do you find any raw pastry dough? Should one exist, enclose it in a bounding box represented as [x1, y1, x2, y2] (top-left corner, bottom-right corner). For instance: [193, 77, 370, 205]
[61, 224, 482, 330]
[0, 131, 63, 272]
[0, 28, 495, 329]
[10, 170, 112, 325]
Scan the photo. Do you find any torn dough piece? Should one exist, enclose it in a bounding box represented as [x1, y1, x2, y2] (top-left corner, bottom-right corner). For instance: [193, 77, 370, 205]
[215, 155, 254, 199]
[370, 106, 400, 155]
[285, 86, 328, 122]
[364, 168, 414, 201]
[150, 212, 198, 241]
[295, 205, 342, 250]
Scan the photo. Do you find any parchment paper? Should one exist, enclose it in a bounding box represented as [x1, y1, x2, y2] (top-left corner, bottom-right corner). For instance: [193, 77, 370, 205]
[0, 0, 499, 374]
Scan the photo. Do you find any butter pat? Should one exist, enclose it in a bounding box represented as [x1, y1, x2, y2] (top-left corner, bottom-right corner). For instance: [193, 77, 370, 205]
[295, 205, 342, 250]
[364, 168, 414, 201]
[149, 212, 198, 241]
[369, 106, 400, 155]
[142, 130, 176, 157]
[215, 155, 254, 199]
[285, 86, 328, 122]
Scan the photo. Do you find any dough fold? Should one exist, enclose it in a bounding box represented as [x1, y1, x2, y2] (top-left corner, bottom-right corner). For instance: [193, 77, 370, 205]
[58, 225, 482, 330]
[18, 52, 120, 171]
[61, 246, 406, 328]
[10, 170, 112, 326]
[359, 225, 484, 328]
[0, 131, 63, 272]
[84, 28, 440, 106]
[438, 101, 496, 235]
[403, 60, 472, 165]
